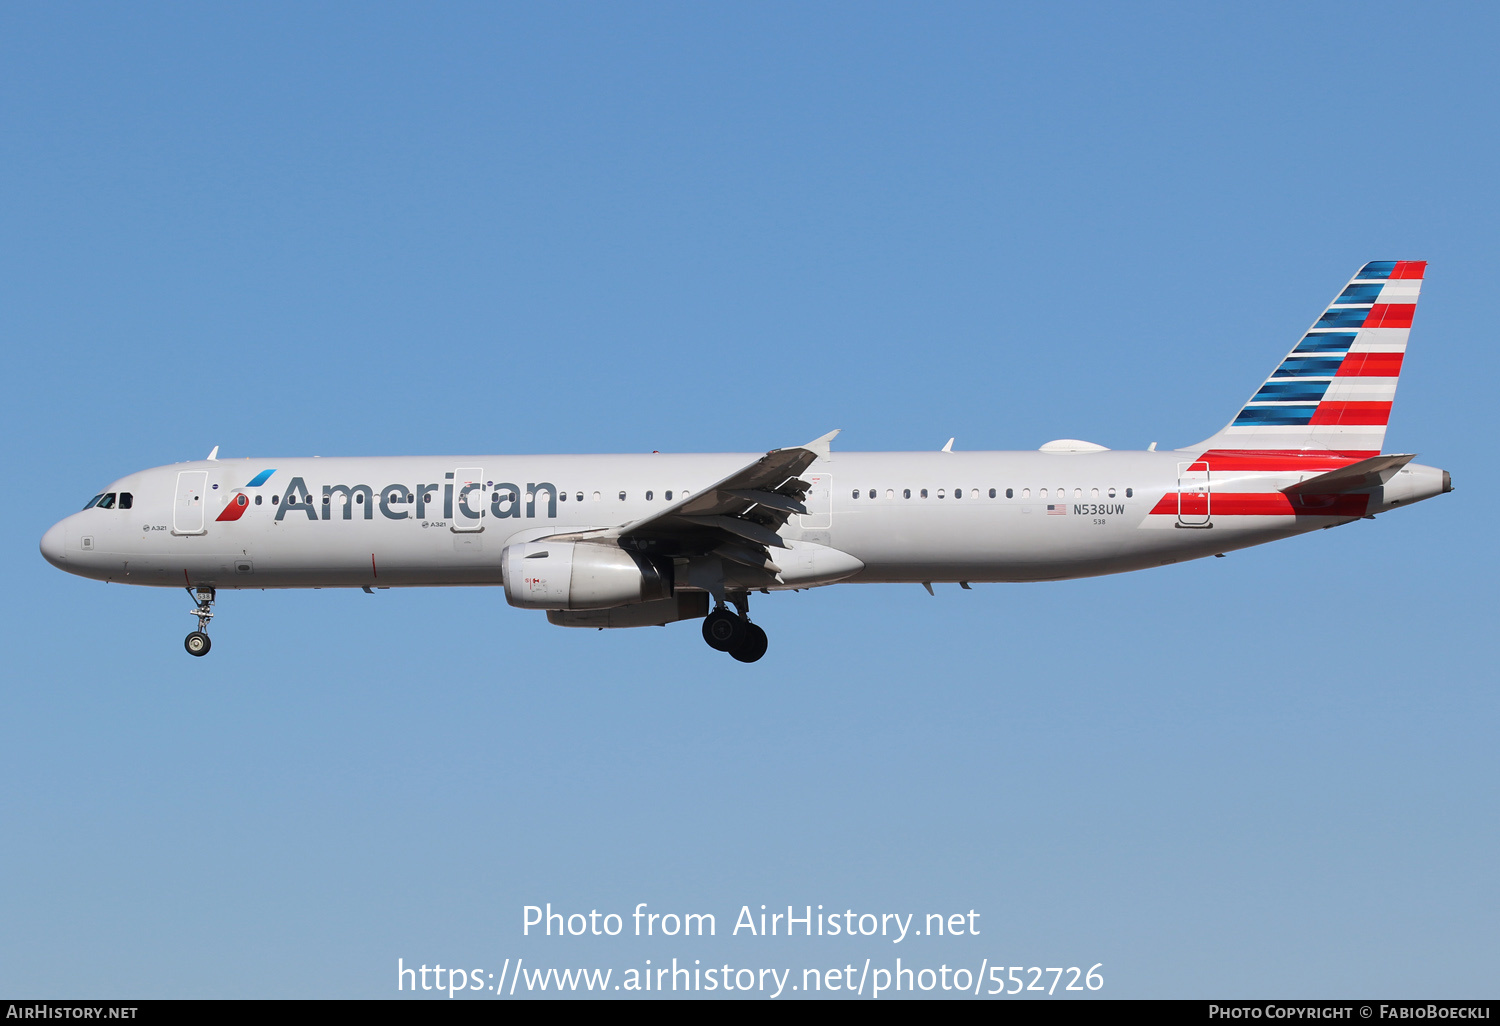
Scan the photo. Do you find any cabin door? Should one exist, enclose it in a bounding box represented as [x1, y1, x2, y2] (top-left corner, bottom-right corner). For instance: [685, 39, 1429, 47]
[1176, 461, 1211, 527]
[173, 471, 208, 536]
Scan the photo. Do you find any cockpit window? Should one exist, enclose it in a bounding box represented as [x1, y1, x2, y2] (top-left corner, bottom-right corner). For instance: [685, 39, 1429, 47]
[83, 494, 104, 510]
[118, 492, 133, 510]
[96, 493, 117, 509]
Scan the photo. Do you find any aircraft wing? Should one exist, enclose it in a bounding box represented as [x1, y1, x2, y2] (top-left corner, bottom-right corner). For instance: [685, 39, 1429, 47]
[1282, 453, 1416, 495]
[578, 429, 839, 575]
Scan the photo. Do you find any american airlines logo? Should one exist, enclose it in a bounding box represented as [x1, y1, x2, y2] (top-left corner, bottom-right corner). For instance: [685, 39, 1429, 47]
[264, 475, 563, 523]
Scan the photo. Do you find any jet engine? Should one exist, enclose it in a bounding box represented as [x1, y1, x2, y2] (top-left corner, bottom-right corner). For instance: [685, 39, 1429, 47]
[501, 540, 670, 610]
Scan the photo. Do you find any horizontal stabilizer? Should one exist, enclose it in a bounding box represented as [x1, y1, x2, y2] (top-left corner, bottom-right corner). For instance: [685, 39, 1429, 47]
[1282, 453, 1416, 495]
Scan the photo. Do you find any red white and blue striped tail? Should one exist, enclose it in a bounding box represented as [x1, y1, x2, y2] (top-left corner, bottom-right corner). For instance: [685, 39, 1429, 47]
[1186, 261, 1424, 458]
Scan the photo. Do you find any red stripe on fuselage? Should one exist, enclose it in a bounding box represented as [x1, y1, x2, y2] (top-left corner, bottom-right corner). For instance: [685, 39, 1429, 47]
[1148, 492, 1370, 517]
[1192, 450, 1374, 471]
[1363, 304, 1415, 328]
[1337, 352, 1404, 377]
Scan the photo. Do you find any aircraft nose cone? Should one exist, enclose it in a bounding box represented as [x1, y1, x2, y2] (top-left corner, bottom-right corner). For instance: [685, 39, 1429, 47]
[40, 521, 67, 567]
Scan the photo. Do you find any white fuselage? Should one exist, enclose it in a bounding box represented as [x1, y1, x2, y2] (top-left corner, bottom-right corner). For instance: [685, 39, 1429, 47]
[40, 448, 1448, 592]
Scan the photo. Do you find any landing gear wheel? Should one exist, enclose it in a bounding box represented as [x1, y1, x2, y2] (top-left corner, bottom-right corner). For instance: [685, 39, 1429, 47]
[183, 586, 216, 656]
[729, 622, 768, 663]
[702, 608, 746, 652]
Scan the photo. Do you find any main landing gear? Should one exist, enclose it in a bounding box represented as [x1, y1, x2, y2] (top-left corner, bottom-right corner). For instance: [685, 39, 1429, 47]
[701, 598, 768, 663]
[184, 586, 215, 657]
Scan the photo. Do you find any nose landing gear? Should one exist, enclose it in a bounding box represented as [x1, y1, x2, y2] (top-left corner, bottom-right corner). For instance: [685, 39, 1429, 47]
[701, 595, 768, 663]
[184, 586, 215, 657]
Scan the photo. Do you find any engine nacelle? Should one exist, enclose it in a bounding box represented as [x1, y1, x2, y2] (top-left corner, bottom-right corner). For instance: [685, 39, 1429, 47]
[547, 593, 709, 629]
[502, 540, 669, 610]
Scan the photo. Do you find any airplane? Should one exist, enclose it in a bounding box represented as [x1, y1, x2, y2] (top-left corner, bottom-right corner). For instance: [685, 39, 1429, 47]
[40, 261, 1450, 663]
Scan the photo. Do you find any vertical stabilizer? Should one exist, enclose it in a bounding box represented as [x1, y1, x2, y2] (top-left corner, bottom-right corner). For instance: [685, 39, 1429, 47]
[1187, 261, 1424, 456]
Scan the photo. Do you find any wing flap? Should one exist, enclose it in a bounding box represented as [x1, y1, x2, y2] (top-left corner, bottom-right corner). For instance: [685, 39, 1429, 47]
[692, 514, 789, 549]
[726, 489, 808, 516]
[713, 541, 783, 575]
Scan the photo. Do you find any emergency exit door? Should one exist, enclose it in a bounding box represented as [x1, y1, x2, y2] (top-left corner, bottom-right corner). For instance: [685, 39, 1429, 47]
[452, 467, 485, 532]
[798, 473, 832, 529]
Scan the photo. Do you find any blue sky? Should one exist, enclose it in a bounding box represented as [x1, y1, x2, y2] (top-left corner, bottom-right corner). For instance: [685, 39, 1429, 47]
[2, 2, 1495, 998]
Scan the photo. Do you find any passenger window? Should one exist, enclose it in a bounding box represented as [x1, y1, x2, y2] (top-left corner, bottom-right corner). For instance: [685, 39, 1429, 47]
[665, 491, 673, 501]
[1021, 488, 1031, 499]
[989, 488, 996, 498]
[937, 488, 945, 499]
[97, 493, 116, 509]
[559, 491, 568, 501]
[953, 488, 961, 499]
[1005, 488, 1013, 498]
[903, 489, 911, 499]
[1108, 487, 1116, 498]
[868, 489, 875, 499]
[851, 489, 860, 499]
[1074, 488, 1082, 499]
[645, 491, 653, 501]
[920, 489, 928, 498]
[619, 491, 627, 501]
[577, 492, 584, 502]
[593, 492, 601, 502]
[886, 489, 894, 499]
[1039, 488, 1047, 499]
[255, 494, 263, 505]
[1091, 488, 1099, 498]
[1126, 487, 1133, 498]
